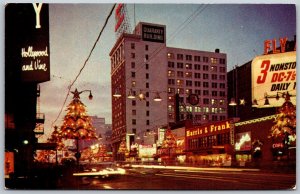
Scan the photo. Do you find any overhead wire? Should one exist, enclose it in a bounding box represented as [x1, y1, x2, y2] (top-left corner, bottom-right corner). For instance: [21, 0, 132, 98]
[51, 3, 116, 128]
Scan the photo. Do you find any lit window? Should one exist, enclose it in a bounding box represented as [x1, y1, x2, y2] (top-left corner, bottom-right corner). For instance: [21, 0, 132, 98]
[211, 66, 217, 72]
[185, 63, 192, 69]
[211, 99, 217, 105]
[167, 53, 174, 59]
[132, 81, 136, 87]
[219, 100, 225, 105]
[195, 106, 201, 112]
[211, 58, 218, 64]
[177, 79, 183, 86]
[168, 70, 175, 77]
[177, 88, 184, 94]
[185, 72, 192, 78]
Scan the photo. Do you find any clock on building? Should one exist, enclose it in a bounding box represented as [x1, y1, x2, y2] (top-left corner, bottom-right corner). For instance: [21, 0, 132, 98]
[188, 94, 199, 106]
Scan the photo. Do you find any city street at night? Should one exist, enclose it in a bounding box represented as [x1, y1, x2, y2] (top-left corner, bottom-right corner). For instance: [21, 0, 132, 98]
[4, 2, 297, 191]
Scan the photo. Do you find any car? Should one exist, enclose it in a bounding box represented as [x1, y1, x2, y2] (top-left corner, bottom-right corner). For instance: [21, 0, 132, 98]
[72, 165, 126, 179]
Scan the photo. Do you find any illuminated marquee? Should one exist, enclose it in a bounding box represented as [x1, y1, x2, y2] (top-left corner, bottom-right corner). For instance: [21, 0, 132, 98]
[6, 3, 50, 83]
[186, 120, 232, 138]
[252, 51, 296, 107]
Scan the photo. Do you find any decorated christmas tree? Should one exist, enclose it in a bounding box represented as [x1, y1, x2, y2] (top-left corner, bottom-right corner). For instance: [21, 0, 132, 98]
[162, 128, 177, 149]
[60, 89, 97, 140]
[48, 126, 65, 151]
[118, 138, 128, 154]
[269, 94, 296, 146]
[60, 89, 97, 162]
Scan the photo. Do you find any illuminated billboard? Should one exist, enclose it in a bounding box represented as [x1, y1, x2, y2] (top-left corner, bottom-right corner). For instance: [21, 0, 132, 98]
[6, 3, 50, 83]
[138, 144, 157, 158]
[251, 51, 296, 107]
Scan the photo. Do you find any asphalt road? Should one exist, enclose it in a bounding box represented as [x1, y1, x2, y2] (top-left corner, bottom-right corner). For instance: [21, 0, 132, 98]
[60, 167, 296, 190]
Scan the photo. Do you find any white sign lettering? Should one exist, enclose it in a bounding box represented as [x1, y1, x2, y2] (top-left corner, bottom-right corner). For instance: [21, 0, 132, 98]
[33, 3, 43, 29]
[21, 46, 48, 72]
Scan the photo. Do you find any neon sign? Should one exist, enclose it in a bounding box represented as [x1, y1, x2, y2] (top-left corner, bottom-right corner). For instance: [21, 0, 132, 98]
[115, 4, 125, 32]
[264, 37, 296, 55]
[6, 4, 50, 83]
[186, 120, 231, 138]
[235, 133, 251, 151]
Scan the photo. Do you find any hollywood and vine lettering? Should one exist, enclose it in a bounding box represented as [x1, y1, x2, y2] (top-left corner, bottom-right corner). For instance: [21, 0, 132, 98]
[21, 46, 48, 72]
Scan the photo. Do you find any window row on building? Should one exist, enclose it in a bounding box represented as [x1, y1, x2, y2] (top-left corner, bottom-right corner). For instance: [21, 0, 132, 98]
[168, 71, 226, 80]
[168, 62, 226, 72]
[187, 132, 230, 150]
[167, 87, 226, 97]
[167, 53, 226, 64]
[169, 113, 227, 122]
[167, 79, 226, 88]
[167, 105, 226, 113]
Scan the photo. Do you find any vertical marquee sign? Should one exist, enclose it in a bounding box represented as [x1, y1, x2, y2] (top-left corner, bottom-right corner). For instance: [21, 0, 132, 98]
[5, 3, 50, 83]
[115, 3, 131, 39]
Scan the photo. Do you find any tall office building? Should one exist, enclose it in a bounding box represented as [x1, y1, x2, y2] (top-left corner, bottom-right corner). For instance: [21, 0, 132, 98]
[110, 22, 227, 156]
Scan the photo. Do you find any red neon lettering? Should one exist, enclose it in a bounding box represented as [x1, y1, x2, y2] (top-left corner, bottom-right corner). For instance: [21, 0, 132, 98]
[264, 40, 271, 55]
[272, 39, 280, 54]
[280, 37, 288, 53]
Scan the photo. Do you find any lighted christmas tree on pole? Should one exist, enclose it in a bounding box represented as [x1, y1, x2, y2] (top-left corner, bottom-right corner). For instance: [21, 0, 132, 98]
[269, 93, 296, 147]
[117, 138, 128, 161]
[161, 127, 177, 163]
[60, 88, 97, 166]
